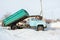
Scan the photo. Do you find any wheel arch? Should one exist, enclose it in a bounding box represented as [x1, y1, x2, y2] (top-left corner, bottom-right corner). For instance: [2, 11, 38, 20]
[37, 24, 44, 27]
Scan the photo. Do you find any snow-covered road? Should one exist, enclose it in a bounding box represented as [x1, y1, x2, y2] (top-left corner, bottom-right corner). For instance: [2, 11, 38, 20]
[0, 26, 60, 40]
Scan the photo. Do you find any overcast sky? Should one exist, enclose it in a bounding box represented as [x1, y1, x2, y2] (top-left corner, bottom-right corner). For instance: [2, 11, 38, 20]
[0, 0, 60, 20]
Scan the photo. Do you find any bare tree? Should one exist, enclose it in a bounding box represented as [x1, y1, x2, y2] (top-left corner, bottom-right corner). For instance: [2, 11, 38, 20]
[3, 12, 11, 19]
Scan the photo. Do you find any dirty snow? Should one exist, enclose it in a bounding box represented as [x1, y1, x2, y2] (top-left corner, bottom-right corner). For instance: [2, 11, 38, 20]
[50, 22, 60, 29]
[0, 24, 60, 40]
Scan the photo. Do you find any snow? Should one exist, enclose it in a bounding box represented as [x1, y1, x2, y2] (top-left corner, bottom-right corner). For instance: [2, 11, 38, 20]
[50, 22, 60, 29]
[0, 25, 60, 40]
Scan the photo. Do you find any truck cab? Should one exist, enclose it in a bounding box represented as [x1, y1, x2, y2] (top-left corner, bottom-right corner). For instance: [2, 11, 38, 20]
[26, 17, 47, 31]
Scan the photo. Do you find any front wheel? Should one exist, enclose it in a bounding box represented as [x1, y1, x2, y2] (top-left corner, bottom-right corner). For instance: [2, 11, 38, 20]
[37, 25, 44, 31]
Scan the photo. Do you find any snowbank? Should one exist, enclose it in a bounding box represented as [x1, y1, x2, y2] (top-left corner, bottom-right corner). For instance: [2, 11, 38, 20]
[0, 26, 60, 40]
[50, 22, 60, 29]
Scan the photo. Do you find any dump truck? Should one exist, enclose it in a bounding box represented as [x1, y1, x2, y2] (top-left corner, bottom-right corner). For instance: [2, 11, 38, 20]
[3, 9, 47, 31]
[3, 9, 29, 29]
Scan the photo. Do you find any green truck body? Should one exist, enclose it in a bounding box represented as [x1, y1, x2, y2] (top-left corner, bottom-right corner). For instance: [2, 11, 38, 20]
[3, 9, 29, 26]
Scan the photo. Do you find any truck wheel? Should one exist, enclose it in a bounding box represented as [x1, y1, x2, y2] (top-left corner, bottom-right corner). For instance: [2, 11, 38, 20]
[37, 25, 44, 31]
[11, 25, 17, 30]
[17, 26, 23, 29]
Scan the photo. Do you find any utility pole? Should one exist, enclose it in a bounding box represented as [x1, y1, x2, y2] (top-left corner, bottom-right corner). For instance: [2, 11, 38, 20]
[40, 0, 45, 21]
[40, 0, 43, 17]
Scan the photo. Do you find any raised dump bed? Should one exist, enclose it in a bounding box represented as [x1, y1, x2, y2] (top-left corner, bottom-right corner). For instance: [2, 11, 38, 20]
[3, 9, 29, 26]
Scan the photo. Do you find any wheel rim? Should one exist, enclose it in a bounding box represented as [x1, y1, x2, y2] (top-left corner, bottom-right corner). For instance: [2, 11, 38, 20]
[37, 26, 44, 31]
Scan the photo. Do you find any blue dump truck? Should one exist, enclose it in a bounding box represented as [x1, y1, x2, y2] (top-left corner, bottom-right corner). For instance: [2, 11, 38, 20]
[3, 9, 47, 31]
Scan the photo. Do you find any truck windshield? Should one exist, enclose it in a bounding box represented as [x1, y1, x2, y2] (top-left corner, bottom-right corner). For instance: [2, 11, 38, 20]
[31, 18, 38, 21]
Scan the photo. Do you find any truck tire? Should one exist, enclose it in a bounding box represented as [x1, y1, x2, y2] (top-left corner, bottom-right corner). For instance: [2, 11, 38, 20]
[37, 25, 44, 31]
[11, 25, 17, 30]
[17, 26, 23, 29]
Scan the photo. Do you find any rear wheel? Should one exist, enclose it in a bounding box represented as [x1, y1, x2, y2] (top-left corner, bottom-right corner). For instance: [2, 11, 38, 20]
[17, 26, 23, 29]
[11, 25, 17, 30]
[37, 25, 44, 31]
